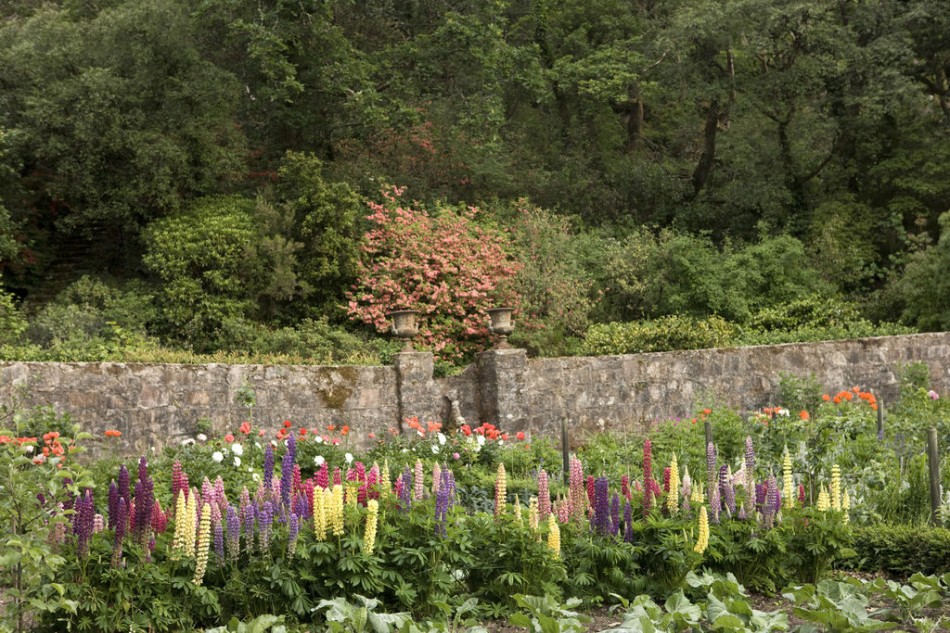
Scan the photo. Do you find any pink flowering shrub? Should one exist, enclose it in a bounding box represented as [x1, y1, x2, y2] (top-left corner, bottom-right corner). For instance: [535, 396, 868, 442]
[346, 187, 522, 362]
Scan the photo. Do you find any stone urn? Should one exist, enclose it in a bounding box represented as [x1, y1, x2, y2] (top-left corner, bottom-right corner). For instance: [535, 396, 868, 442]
[388, 310, 419, 351]
[487, 307, 515, 348]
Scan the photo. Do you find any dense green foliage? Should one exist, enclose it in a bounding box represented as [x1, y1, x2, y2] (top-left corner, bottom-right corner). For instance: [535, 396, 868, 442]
[1, 0, 948, 361]
[851, 525, 950, 577]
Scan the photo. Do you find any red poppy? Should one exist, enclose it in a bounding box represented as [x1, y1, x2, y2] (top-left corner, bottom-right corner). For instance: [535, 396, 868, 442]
[239, 422, 251, 434]
[283, 420, 292, 428]
[516, 431, 525, 441]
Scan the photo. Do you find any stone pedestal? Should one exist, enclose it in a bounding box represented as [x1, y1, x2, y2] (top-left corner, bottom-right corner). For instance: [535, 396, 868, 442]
[394, 351, 438, 428]
[476, 348, 527, 431]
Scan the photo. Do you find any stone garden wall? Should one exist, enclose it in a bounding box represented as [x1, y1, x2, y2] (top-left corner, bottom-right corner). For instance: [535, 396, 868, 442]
[1, 333, 947, 454]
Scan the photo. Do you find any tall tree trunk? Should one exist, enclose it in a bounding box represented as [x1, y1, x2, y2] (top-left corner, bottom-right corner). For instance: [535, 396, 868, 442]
[689, 99, 721, 200]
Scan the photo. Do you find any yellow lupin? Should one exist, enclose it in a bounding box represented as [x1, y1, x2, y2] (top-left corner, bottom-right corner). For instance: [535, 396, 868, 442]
[782, 447, 795, 510]
[364, 499, 379, 555]
[331, 484, 345, 536]
[817, 486, 830, 512]
[830, 465, 842, 511]
[693, 505, 709, 554]
[192, 503, 212, 585]
[666, 455, 680, 514]
[346, 483, 359, 508]
[380, 460, 391, 497]
[184, 488, 198, 557]
[691, 480, 706, 505]
[494, 463, 507, 517]
[313, 486, 328, 541]
[546, 514, 560, 559]
[527, 496, 540, 532]
[171, 490, 187, 559]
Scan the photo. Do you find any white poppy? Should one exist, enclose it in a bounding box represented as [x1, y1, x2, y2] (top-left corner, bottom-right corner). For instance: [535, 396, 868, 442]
[314, 455, 326, 467]
[437, 433, 446, 445]
[233, 456, 242, 467]
[231, 443, 244, 456]
[212, 451, 224, 463]
[197, 433, 208, 442]
[344, 452, 354, 465]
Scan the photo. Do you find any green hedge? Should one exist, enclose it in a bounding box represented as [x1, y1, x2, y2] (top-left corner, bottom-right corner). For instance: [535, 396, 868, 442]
[583, 315, 736, 355]
[851, 524, 950, 576]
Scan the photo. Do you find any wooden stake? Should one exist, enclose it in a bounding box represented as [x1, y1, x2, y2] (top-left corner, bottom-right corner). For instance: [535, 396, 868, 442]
[561, 418, 570, 486]
[928, 427, 941, 525]
[876, 396, 885, 440]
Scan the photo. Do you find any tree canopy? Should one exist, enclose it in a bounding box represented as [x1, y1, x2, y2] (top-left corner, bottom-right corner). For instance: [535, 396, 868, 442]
[0, 0, 947, 359]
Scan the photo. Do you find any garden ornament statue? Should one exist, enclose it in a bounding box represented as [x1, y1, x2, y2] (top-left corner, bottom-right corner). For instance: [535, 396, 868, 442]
[487, 307, 514, 349]
[389, 310, 419, 352]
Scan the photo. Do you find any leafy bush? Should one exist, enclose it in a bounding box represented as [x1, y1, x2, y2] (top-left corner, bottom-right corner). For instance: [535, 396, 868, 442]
[506, 204, 594, 357]
[143, 196, 263, 350]
[852, 525, 950, 577]
[346, 187, 522, 363]
[594, 231, 828, 324]
[896, 211, 950, 331]
[583, 315, 736, 356]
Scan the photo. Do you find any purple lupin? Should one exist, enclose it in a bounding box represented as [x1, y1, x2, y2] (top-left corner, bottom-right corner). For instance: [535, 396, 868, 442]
[112, 498, 128, 567]
[623, 500, 634, 543]
[592, 477, 610, 536]
[288, 512, 300, 556]
[263, 444, 275, 485]
[280, 436, 296, 509]
[610, 493, 621, 537]
[226, 505, 241, 562]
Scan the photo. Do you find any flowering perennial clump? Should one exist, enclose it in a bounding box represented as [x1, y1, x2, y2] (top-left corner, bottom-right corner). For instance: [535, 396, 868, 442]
[494, 463, 507, 516]
[694, 506, 709, 554]
[193, 503, 212, 585]
[666, 455, 680, 514]
[546, 514, 560, 559]
[782, 447, 795, 510]
[364, 500, 379, 554]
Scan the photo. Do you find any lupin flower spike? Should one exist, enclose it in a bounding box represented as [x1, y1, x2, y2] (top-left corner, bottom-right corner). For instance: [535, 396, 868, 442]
[364, 499, 379, 554]
[693, 506, 709, 554]
[546, 514, 560, 559]
[494, 463, 507, 516]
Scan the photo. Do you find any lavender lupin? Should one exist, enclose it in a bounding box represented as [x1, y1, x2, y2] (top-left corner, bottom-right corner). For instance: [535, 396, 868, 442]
[263, 444, 275, 485]
[610, 493, 621, 537]
[707, 444, 720, 522]
[592, 477, 610, 536]
[117, 464, 130, 505]
[623, 501, 633, 543]
[288, 512, 300, 557]
[258, 501, 274, 551]
[398, 467, 413, 512]
[762, 473, 779, 529]
[214, 519, 225, 560]
[744, 437, 756, 515]
[108, 481, 120, 530]
[280, 436, 296, 509]
[226, 505, 241, 562]
[243, 504, 256, 553]
[75, 489, 95, 558]
[435, 482, 450, 537]
[112, 497, 128, 567]
[722, 467, 737, 516]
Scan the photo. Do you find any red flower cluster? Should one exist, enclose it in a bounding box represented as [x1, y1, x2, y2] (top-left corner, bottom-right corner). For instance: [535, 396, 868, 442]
[824, 386, 878, 410]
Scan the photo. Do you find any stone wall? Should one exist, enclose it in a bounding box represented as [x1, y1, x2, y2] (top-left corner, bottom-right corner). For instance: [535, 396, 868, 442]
[0, 362, 398, 456]
[1, 333, 947, 454]
[521, 333, 950, 437]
